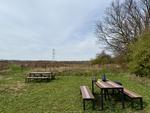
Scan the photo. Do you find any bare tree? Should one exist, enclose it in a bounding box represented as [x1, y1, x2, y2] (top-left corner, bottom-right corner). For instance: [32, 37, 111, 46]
[141, 0, 150, 28]
[96, 0, 150, 55]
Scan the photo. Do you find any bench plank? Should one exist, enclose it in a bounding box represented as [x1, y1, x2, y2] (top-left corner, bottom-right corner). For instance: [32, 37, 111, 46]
[80, 86, 95, 110]
[123, 88, 142, 98]
[80, 86, 94, 99]
[119, 88, 143, 109]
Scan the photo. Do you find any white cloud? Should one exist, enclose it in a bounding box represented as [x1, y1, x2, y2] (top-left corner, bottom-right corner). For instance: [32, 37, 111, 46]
[0, 0, 112, 60]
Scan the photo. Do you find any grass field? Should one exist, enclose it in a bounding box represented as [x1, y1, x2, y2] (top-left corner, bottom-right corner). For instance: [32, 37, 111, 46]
[0, 65, 150, 113]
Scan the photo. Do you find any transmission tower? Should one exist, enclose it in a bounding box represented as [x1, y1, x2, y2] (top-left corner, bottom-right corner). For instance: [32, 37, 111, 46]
[52, 49, 55, 61]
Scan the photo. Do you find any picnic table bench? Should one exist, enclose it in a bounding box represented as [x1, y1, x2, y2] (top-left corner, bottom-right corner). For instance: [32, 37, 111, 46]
[80, 86, 95, 110]
[120, 88, 143, 109]
[25, 72, 55, 82]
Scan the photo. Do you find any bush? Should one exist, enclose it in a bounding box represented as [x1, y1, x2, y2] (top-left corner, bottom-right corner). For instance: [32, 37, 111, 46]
[91, 50, 112, 65]
[128, 30, 150, 76]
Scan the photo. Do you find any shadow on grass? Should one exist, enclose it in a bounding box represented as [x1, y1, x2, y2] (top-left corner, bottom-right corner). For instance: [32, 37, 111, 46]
[25, 78, 58, 83]
[92, 92, 146, 112]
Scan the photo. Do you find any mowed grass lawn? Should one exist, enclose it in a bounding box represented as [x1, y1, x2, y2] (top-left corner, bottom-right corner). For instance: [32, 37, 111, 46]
[0, 65, 150, 113]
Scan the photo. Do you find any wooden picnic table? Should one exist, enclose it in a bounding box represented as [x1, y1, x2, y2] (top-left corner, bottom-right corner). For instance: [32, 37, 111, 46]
[25, 72, 55, 82]
[95, 80, 125, 110]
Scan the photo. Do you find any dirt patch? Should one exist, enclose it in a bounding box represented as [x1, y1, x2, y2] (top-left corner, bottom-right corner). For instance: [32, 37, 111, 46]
[0, 76, 3, 80]
[6, 77, 12, 80]
[9, 81, 26, 92]
[0, 81, 26, 94]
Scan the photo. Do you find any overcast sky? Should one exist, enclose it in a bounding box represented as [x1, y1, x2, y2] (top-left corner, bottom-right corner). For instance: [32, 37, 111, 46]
[0, 0, 112, 61]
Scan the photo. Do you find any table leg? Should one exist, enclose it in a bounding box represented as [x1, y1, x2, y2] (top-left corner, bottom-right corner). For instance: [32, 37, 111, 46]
[140, 98, 143, 110]
[92, 80, 94, 94]
[121, 88, 125, 109]
[104, 90, 106, 100]
[83, 99, 85, 110]
[92, 80, 96, 94]
[101, 89, 104, 110]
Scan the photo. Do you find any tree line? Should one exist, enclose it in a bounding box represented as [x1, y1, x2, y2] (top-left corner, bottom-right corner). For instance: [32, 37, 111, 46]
[95, 0, 150, 76]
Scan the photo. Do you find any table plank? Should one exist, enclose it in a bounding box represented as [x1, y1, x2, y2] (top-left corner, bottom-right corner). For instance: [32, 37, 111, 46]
[96, 80, 123, 89]
[96, 81, 112, 88]
[106, 81, 123, 88]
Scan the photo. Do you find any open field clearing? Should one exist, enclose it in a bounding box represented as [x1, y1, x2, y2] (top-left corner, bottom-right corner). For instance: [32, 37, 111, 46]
[0, 65, 150, 113]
